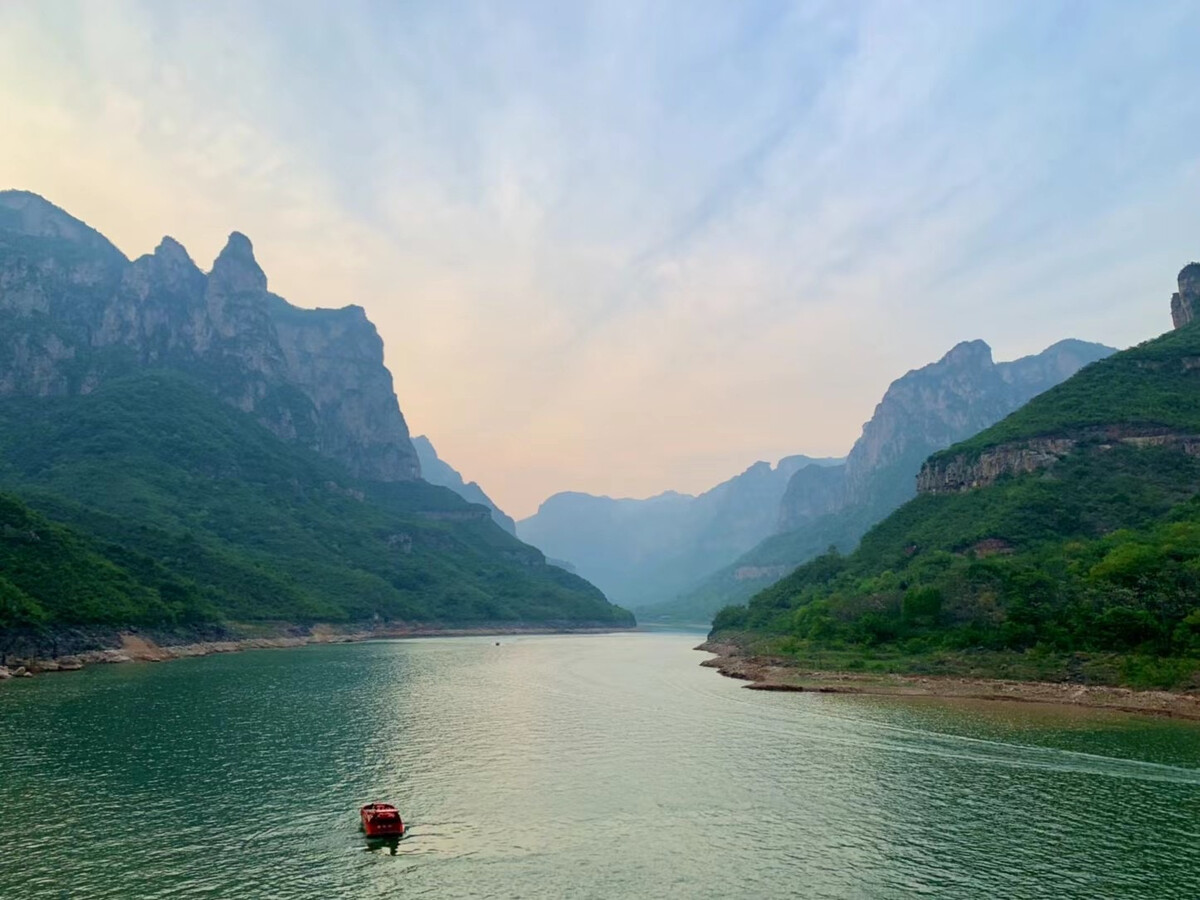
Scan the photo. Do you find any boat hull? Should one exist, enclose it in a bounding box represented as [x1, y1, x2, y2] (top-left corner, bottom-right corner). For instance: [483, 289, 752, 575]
[360, 803, 405, 838]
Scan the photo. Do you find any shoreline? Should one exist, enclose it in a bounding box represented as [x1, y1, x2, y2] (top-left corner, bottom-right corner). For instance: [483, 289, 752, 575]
[0, 623, 635, 679]
[696, 640, 1200, 721]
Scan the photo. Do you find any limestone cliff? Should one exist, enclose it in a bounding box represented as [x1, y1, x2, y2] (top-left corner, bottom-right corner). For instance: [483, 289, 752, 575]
[840, 340, 1113, 508]
[918, 429, 1200, 494]
[916, 437, 1078, 493]
[0, 190, 420, 481]
[920, 262, 1200, 495]
[1171, 262, 1200, 329]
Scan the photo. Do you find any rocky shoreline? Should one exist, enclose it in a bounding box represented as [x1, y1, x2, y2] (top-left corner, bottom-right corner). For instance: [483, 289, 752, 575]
[696, 641, 1200, 721]
[0, 623, 634, 680]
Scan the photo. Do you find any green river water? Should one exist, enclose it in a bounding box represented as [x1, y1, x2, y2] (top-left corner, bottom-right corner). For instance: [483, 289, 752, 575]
[1, 631, 1198, 899]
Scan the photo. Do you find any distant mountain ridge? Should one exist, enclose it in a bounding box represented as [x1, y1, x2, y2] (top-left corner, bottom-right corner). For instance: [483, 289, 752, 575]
[517, 455, 841, 610]
[653, 337, 1116, 623]
[412, 435, 517, 534]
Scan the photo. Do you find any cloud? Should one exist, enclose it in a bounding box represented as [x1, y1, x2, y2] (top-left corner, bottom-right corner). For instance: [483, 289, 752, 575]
[1, 0, 1198, 517]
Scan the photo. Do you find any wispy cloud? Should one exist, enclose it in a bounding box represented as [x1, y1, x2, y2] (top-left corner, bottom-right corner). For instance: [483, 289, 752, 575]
[1, 0, 1198, 516]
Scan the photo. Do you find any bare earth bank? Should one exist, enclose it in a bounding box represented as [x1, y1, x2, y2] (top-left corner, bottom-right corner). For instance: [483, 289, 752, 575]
[697, 641, 1200, 721]
[0, 623, 633, 679]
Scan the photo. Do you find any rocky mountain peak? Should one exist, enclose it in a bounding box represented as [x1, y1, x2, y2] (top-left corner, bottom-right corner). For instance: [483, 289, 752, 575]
[1172, 261, 1200, 329]
[0, 190, 125, 260]
[153, 235, 191, 263]
[142, 236, 203, 288]
[0, 193, 421, 483]
[210, 231, 267, 293]
[837, 337, 1113, 512]
[939, 339, 994, 370]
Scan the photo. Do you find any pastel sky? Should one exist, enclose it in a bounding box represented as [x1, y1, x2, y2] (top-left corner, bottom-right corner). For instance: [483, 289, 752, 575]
[3, 1, 1199, 518]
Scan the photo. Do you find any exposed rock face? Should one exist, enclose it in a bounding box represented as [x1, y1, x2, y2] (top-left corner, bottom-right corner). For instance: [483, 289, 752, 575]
[0, 191, 420, 481]
[775, 338, 1116, 532]
[917, 438, 1077, 493]
[1171, 262, 1200, 329]
[412, 435, 516, 533]
[918, 430, 1200, 494]
[841, 339, 1112, 508]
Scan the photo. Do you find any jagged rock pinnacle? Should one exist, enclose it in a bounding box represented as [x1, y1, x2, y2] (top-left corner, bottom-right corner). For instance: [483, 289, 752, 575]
[153, 236, 193, 265]
[210, 231, 267, 293]
[1171, 262, 1200, 329]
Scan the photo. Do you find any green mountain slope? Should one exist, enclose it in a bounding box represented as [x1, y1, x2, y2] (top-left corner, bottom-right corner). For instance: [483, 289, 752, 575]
[713, 322, 1200, 689]
[662, 339, 1114, 624]
[0, 490, 216, 630]
[0, 372, 633, 637]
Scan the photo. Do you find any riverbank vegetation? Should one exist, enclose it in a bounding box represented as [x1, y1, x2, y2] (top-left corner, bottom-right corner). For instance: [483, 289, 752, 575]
[0, 373, 633, 645]
[713, 325, 1200, 691]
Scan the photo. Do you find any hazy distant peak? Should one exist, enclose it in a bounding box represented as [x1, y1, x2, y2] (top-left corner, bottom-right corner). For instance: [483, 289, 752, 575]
[210, 231, 266, 292]
[937, 339, 993, 369]
[777, 454, 844, 471]
[534, 489, 696, 513]
[1034, 338, 1114, 354]
[1011, 338, 1117, 365]
[998, 339, 1115, 386]
[412, 434, 516, 534]
[649, 489, 695, 501]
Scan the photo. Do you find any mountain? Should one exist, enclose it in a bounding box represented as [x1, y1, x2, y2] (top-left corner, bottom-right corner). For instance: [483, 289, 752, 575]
[712, 263, 1200, 689]
[517, 455, 841, 611]
[0, 191, 632, 651]
[0, 189, 420, 482]
[411, 435, 517, 534]
[666, 338, 1116, 623]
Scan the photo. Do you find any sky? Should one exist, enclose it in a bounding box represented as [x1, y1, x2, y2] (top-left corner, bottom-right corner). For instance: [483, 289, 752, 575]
[2, 0, 1199, 518]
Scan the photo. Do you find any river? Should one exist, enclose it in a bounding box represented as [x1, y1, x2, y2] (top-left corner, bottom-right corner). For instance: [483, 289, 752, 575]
[1, 631, 1198, 898]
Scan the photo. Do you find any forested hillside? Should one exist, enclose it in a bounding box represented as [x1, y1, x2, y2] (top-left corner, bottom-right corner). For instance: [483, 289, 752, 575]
[713, 310, 1200, 689]
[0, 373, 632, 638]
[0, 192, 633, 645]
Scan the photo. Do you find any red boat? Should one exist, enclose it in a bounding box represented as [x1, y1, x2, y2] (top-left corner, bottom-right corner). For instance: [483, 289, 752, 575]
[360, 802, 406, 838]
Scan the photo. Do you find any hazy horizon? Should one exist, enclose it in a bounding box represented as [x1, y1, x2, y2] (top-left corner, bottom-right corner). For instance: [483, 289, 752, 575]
[3, 1, 1198, 517]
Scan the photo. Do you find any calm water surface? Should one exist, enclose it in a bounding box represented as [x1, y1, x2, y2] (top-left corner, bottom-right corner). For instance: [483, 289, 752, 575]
[1, 632, 1198, 899]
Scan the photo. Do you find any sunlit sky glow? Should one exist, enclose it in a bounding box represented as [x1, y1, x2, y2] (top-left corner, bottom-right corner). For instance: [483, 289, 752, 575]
[3, 1, 1199, 517]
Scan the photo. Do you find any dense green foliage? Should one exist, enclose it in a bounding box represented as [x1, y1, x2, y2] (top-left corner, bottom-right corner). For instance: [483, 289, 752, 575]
[0, 491, 215, 629]
[0, 373, 633, 632]
[715, 326, 1200, 688]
